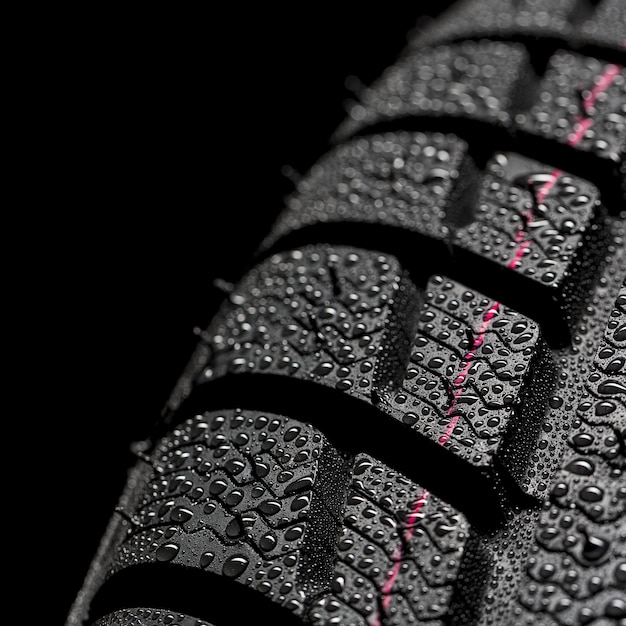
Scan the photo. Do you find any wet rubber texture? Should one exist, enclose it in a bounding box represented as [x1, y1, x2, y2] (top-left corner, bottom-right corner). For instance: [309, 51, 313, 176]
[68, 2, 626, 625]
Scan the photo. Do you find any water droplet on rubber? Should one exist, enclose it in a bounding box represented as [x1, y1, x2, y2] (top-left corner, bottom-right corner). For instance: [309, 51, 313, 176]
[222, 555, 249, 578]
[170, 506, 194, 523]
[156, 543, 179, 562]
[200, 551, 215, 568]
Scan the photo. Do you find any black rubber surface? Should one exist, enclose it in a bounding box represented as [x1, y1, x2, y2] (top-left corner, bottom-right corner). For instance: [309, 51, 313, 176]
[66, 2, 625, 625]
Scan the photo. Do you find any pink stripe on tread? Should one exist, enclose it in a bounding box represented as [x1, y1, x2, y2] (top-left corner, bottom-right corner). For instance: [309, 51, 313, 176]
[508, 238, 531, 270]
[378, 489, 431, 613]
[584, 64, 621, 113]
[370, 60, 622, 626]
[534, 169, 562, 205]
[372, 302, 500, 626]
[508, 62, 621, 270]
[566, 117, 593, 147]
[438, 303, 501, 446]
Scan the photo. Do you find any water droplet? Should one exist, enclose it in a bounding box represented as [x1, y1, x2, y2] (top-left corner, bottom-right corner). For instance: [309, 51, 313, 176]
[564, 459, 595, 475]
[285, 525, 305, 541]
[353, 458, 373, 475]
[598, 380, 626, 394]
[225, 459, 246, 474]
[434, 522, 455, 536]
[457, 393, 479, 405]
[225, 489, 244, 507]
[573, 433, 594, 447]
[285, 475, 314, 495]
[259, 500, 281, 516]
[403, 412, 418, 426]
[606, 356, 625, 372]
[170, 506, 194, 523]
[259, 533, 278, 552]
[200, 551, 215, 568]
[582, 534, 609, 561]
[290, 495, 310, 511]
[331, 575, 345, 593]
[319, 307, 338, 320]
[284, 426, 301, 442]
[580, 486, 603, 502]
[222, 555, 249, 578]
[538, 563, 556, 579]
[596, 401, 616, 415]
[313, 362, 334, 376]
[511, 320, 528, 335]
[338, 537, 354, 551]
[226, 517, 244, 539]
[606, 597, 626, 618]
[209, 479, 229, 496]
[613, 324, 626, 342]
[513, 332, 534, 344]
[278, 470, 294, 483]
[254, 460, 270, 478]
[156, 543, 179, 562]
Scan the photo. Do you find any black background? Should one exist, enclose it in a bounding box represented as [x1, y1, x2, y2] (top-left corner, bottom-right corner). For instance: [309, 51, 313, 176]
[51, 5, 455, 623]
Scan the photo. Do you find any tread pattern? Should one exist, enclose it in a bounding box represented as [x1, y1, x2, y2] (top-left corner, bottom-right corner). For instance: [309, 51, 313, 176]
[581, 0, 626, 50]
[264, 132, 608, 342]
[389, 275, 554, 498]
[205, 245, 419, 398]
[68, 3, 626, 626]
[200, 247, 554, 501]
[515, 50, 626, 167]
[100, 411, 483, 626]
[338, 33, 624, 206]
[310, 455, 476, 626]
[413, 0, 626, 51]
[516, 284, 626, 626]
[262, 131, 471, 249]
[114, 410, 351, 618]
[454, 152, 608, 335]
[339, 41, 530, 134]
[94, 609, 211, 626]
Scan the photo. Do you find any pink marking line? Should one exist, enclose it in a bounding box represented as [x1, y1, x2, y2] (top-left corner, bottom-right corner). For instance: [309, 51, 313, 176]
[373, 303, 500, 626]
[379, 489, 430, 612]
[534, 169, 562, 204]
[507, 61, 621, 270]
[584, 64, 621, 114]
[438, 303, 501, 446]
[370, 60, 622, 626]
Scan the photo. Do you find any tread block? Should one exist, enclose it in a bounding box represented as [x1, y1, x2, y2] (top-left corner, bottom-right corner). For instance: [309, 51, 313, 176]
[206, 246, 420, 400]
[453, 152, 607, 341]
[338, 41, 530, 137]
[94, 609, 211, 626]
[382, 275, 555, 497]
[516, 283, 626, 625]
[309, 454, 483, 626]
[196, 247, 554, 503]
[581, 0, 626, 51]
[413, 0, 578, 47]
[262, 131, 473, 253]
[412, 0, 626, 51]
[515, 50, 625, 175]
[112, 410, 352, 619]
